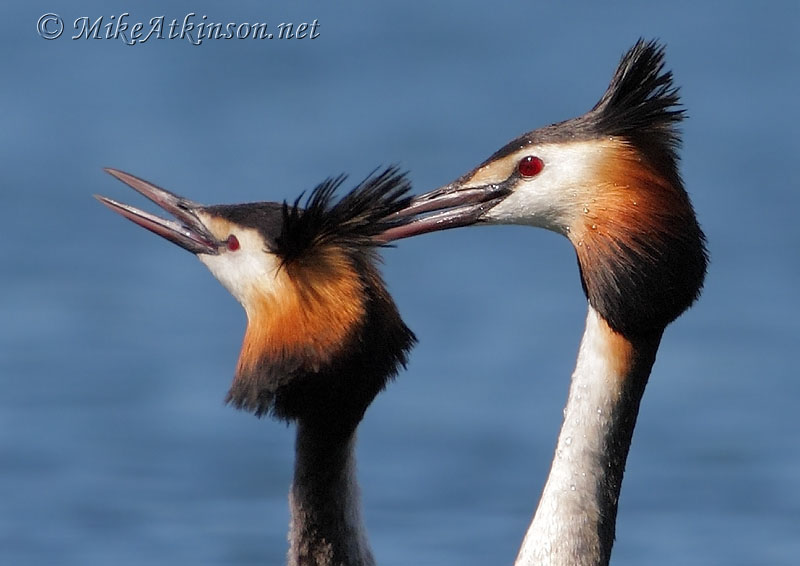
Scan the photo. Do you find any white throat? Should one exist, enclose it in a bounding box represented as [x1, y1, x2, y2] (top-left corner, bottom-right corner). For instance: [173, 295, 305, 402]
[515, 306, 655, 566]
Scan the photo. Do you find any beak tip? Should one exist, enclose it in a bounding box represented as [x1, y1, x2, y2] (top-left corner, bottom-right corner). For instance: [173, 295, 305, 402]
[103, 167, 128, 183]
[97, 170, 219, 255]
[93, 194, 112, 207]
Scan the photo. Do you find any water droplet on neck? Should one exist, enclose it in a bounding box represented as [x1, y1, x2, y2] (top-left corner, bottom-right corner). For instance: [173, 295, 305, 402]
[564, 436, 573, 446]
[570, 484, 576, 491]
[591, 224, 597, 230]
[583, 206, 589, 214]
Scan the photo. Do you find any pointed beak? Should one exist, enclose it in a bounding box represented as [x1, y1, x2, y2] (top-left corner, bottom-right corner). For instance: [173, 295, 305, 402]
[95, 168, 221, 255]
[381, 179, 509, 242]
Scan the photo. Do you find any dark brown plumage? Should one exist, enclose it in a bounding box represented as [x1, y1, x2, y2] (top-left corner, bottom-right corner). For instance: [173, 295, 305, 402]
[219, 169, 416, 420]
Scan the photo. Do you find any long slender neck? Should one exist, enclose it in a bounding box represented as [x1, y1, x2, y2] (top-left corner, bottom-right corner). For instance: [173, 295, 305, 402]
[289, 421, 374, 566]
[515, 307, 662, 566]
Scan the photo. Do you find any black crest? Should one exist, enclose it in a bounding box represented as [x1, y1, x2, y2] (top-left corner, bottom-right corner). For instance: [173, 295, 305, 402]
[587, 39, 684, 174]
[276, 167, 412, 263]
[590, 40, 684, 140]
[481, 40, 685, 168]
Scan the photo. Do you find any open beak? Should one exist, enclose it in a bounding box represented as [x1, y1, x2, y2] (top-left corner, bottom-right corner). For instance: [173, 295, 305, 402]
[95, 168, 221, 255]
[381, 179, 509, 242]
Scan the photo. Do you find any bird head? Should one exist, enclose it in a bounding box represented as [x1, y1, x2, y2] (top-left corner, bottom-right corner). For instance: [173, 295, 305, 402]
[97, 168, 416, 428]
[387, 40, 708, 336]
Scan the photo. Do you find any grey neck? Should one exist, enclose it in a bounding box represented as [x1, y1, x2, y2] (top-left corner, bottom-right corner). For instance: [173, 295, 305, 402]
[515, 307, 661, 566]
[288, 422, 375, 566]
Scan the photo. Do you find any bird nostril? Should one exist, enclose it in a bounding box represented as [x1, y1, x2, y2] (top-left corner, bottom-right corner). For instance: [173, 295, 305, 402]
[226, 234, 240, 251]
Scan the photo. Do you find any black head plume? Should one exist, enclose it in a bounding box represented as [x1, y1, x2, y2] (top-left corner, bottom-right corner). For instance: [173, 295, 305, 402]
[585, 39, 685, 178]
[589, 39, 684, 140]
[462, 40, 685, 171]
[276, 166, 412, 264]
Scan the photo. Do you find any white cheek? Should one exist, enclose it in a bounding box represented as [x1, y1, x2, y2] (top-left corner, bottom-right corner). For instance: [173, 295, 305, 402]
[197, 229, 283, 307]
[199, 250, 281, 305]
[483, 179, 569, 232]
[483, 141, 603, 234]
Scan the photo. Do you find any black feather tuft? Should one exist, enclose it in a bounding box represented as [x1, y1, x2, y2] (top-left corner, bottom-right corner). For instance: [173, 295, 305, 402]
[588, 39, 684, 163]
[480, 40, 685, 167]
[276, 167, 412, 264]
[578, 39, 686, 183]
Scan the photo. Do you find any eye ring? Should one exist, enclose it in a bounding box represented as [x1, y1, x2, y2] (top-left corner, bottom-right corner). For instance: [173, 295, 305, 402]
[518, 155, 544, 178]
[226, 234, 240, 251]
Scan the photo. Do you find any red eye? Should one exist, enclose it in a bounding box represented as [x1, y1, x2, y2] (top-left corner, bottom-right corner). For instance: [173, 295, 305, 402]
[518, 155, 544, 178]
[226, 235, 240, 251]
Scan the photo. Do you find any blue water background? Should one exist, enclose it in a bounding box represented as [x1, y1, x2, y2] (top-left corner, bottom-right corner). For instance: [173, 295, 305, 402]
[2, 1, 799, 564]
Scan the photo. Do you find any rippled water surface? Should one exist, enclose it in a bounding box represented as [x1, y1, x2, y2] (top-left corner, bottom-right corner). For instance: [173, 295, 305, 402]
[2, 2, 799, 565]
